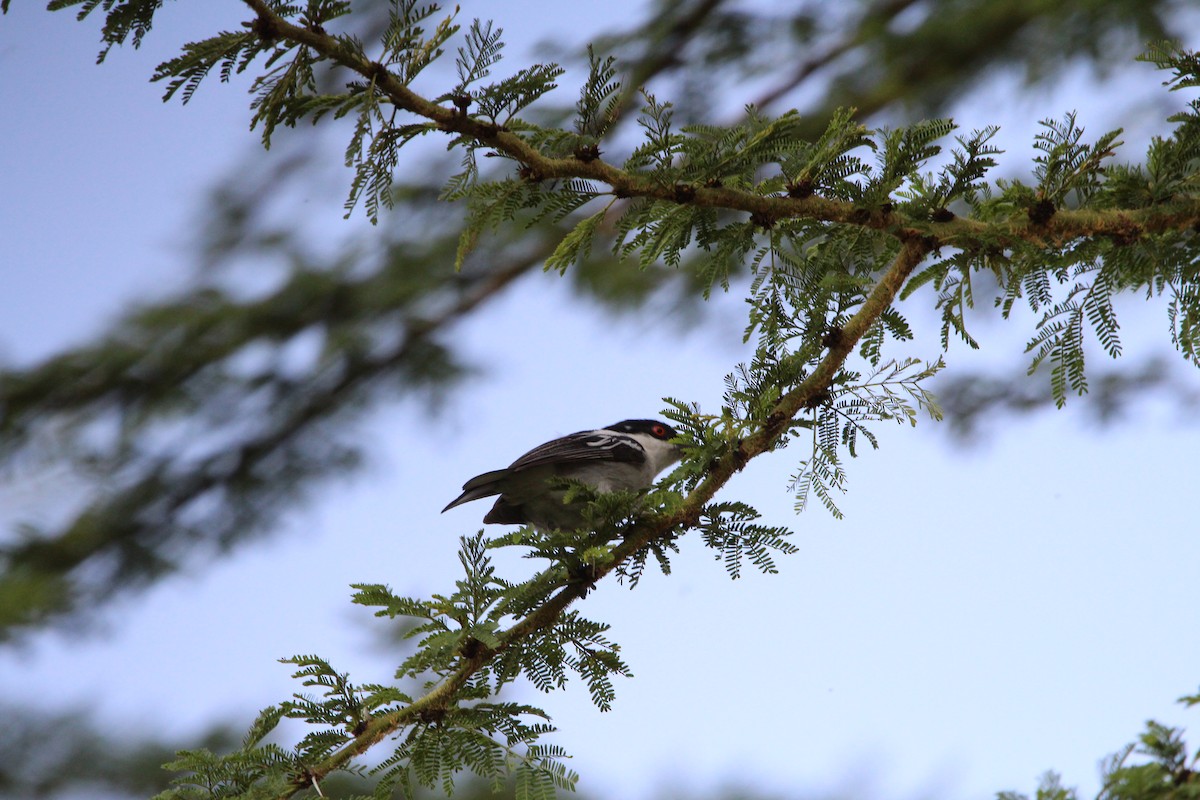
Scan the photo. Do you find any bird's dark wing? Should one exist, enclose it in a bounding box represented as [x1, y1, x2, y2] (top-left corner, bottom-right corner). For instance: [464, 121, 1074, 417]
[442, 430, 644, 514]
[507, 430, 645, 471]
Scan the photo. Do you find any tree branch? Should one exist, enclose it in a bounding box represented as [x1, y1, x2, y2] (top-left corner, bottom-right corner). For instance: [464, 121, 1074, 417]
[0, 250, 536, 636]
[239, 0, 1200, 253]
[284, 235, 933, 797]
[753, 0, 923, 111]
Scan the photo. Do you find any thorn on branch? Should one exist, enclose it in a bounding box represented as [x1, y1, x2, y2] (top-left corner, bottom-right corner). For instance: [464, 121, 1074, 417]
[574, 143, 601, 162]
[821, 326, 844, 349]
[672, 183, 697, 203]
[296, 768, 325, 797]
[1028, 198, 1056, 225]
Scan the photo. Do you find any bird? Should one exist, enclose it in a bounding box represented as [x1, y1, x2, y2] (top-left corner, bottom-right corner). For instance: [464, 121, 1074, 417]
[442, 419, 683, 531]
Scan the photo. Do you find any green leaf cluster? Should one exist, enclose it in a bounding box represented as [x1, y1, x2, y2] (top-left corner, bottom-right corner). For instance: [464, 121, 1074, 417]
[113, 2, 1200, 398]
[1001, 699, 1200, 800]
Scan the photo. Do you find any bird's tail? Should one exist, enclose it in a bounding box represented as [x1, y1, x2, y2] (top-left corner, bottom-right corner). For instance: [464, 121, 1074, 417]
[441, 469, 509, 512]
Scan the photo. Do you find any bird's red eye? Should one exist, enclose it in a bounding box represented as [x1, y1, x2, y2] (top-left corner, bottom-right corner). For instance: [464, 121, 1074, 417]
[652, 424, 666, 438]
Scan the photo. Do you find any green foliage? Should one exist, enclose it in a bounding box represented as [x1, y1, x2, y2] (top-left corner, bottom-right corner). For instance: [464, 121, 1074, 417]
[1139, 40, 1200, 92]
[452, 18, 504, 92]
[898, 125, 1002, 216]
[496, 610, 627, 712]
[864, 118, 956, 206]
[380, 1, 460, 84]
[12, 3, 1200, 799]
[354, 534, 630, 715]
[781, 107, 874, 200]
[697, 501, 797, 579]
[575, 46, 622, 140]
[1099, 719, 1200, 800]
[0, 208, 477, 639]
[157, 538, 582, 798]
[1002, 705, 1200, 800]
[999, 771, 1079, 800]
[1022, 255, 1123, 406]
[1032, 112, 1124, 205]
[473, 62, 565, 124]
[544, 204, 611, 273]
[152, 31, 269, 106]
[47, 0, 167, 62]
[792, 358, 944, 518]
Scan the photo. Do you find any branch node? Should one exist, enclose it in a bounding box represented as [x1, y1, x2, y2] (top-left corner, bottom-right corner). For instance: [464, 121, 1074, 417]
[786, 179, 814, 198]
[731, 441, 749, 471]
[749, 210, 776, 229]
[517, 164, 544, 183]
[416, 707, 448, 724]
[804, 390, 832, 410]
[848, 207, 871, 225]
[300, 17, 327, 36]
[249, 13, 280, 44]
[566, 562, 600, 593]
[367, 61, 389, 83]
[672, 183, 697, 203]
[574, 143, 601, 162]
[1028, 198, 1056, 225]
[458, 636, 487, 660]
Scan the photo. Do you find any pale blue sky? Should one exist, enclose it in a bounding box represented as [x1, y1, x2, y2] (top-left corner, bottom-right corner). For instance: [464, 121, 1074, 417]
[1, 3, 1198, 800]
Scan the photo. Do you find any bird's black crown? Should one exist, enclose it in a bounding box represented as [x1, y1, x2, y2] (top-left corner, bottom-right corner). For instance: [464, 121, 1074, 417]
[607, 419, 678, 440]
